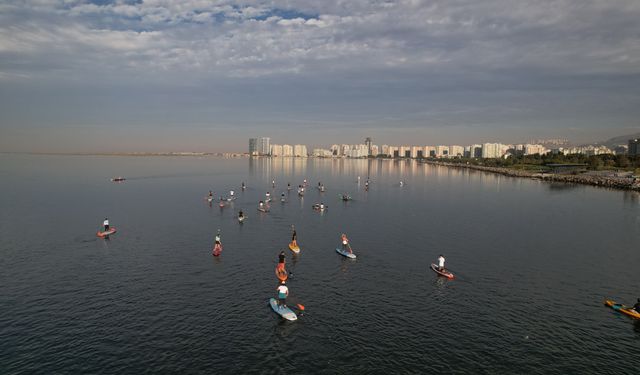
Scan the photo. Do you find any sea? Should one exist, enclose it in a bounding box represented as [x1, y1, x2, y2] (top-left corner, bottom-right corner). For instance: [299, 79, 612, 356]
[1, 154, 639, 374]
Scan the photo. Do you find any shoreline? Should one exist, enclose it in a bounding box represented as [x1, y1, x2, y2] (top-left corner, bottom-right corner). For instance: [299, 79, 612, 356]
[423, 160, 640, 191]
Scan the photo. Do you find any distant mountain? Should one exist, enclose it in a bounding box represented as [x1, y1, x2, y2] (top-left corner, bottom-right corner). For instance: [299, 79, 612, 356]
[597, 133, 640, 148]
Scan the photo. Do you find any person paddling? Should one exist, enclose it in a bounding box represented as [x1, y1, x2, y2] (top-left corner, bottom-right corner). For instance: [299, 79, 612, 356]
[341, 233, 351, 254]
[238, 210, 244, 220]
[291, 227, 297, 247]
[103, 218, 110, 231]
[278, 250, 286, 271]
[215, 230, 221, 246]
[438, 254, 446, 271]
[277, 281, 289, 307]
[633, 298, 640, 312]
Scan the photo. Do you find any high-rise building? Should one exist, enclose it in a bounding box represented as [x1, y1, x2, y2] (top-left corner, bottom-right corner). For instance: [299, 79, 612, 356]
[249, 138, 258, 156]
[270, 144, 283, 156]
[524, 144, 547, 156]
[469, 144, 482, 158]
[629, 139, 640, 155]
[371, 145, 379, 156]
[293, 145, 308, 157]
[258, 137, 271, 156]
[482, 143, 503, 158]
[282, 144, 294, 156]
[381, 145, 390, 157]
[435, 145, 448, 158]
[449, 145, 464, 158]
[410, 146, 422, 158]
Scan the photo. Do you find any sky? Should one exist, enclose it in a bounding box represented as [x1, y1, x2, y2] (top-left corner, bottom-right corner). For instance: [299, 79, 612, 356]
[1, 0, 639, 153]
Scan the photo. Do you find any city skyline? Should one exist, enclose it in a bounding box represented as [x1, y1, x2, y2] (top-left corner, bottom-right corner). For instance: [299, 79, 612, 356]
[1, 1, 640, 153]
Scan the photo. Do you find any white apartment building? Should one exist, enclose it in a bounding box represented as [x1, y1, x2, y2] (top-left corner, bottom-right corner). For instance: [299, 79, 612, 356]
[270, 144, 283, 156]
[449, 145, 464, 158]
[524, 144, 547, 155]
[293, 145, 308, 157]
[435, 145, 449, 158]
[482, 143, 504, 158]
[282, 144, 294, 157]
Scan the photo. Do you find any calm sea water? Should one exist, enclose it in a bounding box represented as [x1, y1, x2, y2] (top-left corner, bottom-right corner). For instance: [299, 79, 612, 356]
[1, 154, 639, 374]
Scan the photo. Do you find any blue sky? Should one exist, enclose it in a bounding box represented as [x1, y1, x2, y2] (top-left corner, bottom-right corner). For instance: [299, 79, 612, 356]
[1, 0, 639, 152]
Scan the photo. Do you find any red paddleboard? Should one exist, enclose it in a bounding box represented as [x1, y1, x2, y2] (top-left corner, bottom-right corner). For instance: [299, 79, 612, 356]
[213, 243, 222, 256]
[275, 265, 288, 281]
[430, 263, 454, 279]
[97, 227, 117, 238]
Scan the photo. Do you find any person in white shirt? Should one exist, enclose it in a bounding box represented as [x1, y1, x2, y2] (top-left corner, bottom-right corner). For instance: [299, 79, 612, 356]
[229, 190, 234, 197]
[277, 281, 289, 307]
[438, 255, 446, 271]
[103, 218, 110, 231]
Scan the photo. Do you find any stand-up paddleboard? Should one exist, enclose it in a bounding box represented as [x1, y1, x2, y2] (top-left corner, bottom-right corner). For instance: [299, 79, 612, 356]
[269, 298, 297, 321]
[430, 263, 454, 279]
[288, 242, 300, 254]
[336, 247, 356, 259]
[212, 243, 222, 256]
[275, 266, 288, 281]
[97, 227, 117, 238]
[605, 300, 640, 319]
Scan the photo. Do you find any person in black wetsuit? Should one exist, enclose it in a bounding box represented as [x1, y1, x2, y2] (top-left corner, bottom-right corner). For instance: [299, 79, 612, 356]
[278, 251, 285, 266]
[633, 298, 640, 312]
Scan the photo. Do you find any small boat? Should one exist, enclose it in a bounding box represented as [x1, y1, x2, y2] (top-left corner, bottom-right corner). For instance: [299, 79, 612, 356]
[110, 177, 125, 182]
[605, 300, 640, 319]
[336, 246, 356, 259]
[288, 242, 300, 254]
[430, 264, 454, 279]
[269, 298, 297, 321]
[97, 227, 117, 238]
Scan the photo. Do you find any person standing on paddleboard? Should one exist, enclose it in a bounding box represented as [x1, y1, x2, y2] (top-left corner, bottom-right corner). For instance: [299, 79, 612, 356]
[277, 281, 289, 307]
[215, 231, 221, 246]
[291, 228, 297, 247]
[103, 218, 110, 231]
[341, 234, 351, 254]
[278, 251, 286, 271]
[438, 255, 446, 271]
[633, 298, 640, 312]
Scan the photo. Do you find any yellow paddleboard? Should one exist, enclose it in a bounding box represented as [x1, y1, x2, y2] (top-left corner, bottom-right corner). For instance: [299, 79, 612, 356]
[288, 243, 300, 254]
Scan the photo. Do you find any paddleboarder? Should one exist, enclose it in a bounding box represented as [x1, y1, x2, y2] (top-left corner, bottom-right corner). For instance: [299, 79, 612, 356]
[438, 255, 446, 271]
[341, 234, 352, 254]
[278, 251, 286, 271]
[103, 218, 110, 231]
[277, 281, 289, 307]
[291, 227, 297, 247]
[633, 298, 640, 312]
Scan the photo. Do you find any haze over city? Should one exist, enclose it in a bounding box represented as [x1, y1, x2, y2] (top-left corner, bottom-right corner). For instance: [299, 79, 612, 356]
[1, 0, 640, 153]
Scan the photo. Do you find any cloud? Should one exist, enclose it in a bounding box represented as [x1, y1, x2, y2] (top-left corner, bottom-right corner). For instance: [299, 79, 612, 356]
[1, 0, 640, 151]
